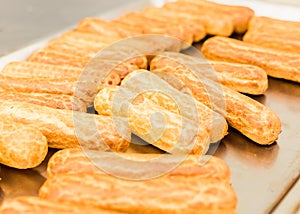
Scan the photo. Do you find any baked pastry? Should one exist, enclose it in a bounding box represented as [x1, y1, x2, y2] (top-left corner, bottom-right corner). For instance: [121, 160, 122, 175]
[39, 173, 237, 214]
[202, 36, 300, 83]
[161, 1, 234, 36]
[0, 92, 86, 112]
[0, 100, 130, 151]
[0, 74, 76, 96]
[0, 120, 47, 169]
[95, 86, 210, 155]
[1, 61, 82, 79]
[243, 16, 300, 53]
[120, 70, 228, 143]
[178, 0, 254, 33]
[148, 53, 281, 145]
[142, 7, 206, 42]
[47, 148, 231, 182]
[115, 12, 194, 45]
[150, 54, 268, 95]
[0, 197, 123, 214]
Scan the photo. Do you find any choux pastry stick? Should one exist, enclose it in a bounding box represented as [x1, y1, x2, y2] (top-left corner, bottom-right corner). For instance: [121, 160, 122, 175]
[39, 173, 237, 214]
[0, 197, 124, 214]
[0, 100, 130, 152]
[161, 2, 234, 36]
[150, 54, 268, 95]
[0, 74, 76, 96]
[115, 12, 194, 45]
[0, 92, 86, 112]
[1, 61, 81, 79]
[47, 148, 231, 182]
[95, 86, 210, 154]
[0, 120, 48, 169]
[149, 53, 281, 145]
[118, 70, 228, 143]
[202, 36, 300, 83]
[60, 30, 122, 45]
[77, 17, 143, 38]
[243, 16, 300, 53]
[178, 0, 254, 33]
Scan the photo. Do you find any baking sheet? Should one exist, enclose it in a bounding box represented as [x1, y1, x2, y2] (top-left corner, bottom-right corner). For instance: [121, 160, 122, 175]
[0, 0, 300, 213]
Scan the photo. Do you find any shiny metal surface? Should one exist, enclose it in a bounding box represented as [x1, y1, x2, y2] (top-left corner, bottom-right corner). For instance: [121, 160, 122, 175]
[0, 1, 300, 213]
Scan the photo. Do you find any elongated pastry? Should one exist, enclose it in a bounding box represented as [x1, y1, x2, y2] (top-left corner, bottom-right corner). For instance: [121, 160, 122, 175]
[0, 100, 130, 151]
[142, 6, 206, 42]
[160, 2, 234, 36]
[47, 148, 231, 182]
[1, 61, 82, 79]
[150, 54, 268, 95]
[243, 16, 300, 53]
[2, 61, 137, 92]
[115, 12, 194, 45]
[202, 36, 300, 83]
[60, 30, 121, 45]
[77, 17, 143, 38]
[44, 38, 107, 58]
[0, 75, 76, 95]
[95, 87, 210, 154]
[39, 173, 237, 214]
[120, 70, 227, 142]
[178, 0, 254, 33]
[0, 92, 86, 112]
[149, 53, 281, 145]
[0, 197, 124, 214]
[0, 120, 47, 169]
[28, 49, 90, 68]
[95, 84, 227, 144]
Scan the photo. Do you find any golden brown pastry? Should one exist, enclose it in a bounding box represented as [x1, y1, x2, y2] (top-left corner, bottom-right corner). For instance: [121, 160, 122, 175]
[160, 2, 234, 36]
[178, 0, 254, 33]
[95, 87, 210, 155]
[150, 54, 268, 95]
[243, 16, 300, 53]
[60, 30, 121, 45]
[0, 92, 86, 112]
[120, 70, 228, 143]
[0, 197, 124, 214]
[0, 120, 48, 169]
[0, 100, 130, 151]
[115, 12, 194, 45]
[77, 17, 143, 38]
[202, 36, 300, 83]
[148, 53, 281, 145]
[28, 49, 90, 68]
[1, 61, 82, 79]
[95, 77, 227, 145]
[47, 148, 231, 182]
[142, 7, 206, 42]
[39, 173, 237, 214]
[0, 74, 76, 96]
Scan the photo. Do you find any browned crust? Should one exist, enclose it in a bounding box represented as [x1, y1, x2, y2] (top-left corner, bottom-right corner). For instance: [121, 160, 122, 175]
[0, 120, 48, 169]
[150, 55, 268, 95]
[149, 53, 281, 145]
[0, 92, 86, 112]
[202, 36, 300, 83]
[47, 148, 231, 183]
[178, 0, 254, 33]
[0, 197, 124, 214]
[0, 100, 130, 152]
[115, 12, 194, 45]
[243, 16, 300, 53]
[39, 173, 237, 214]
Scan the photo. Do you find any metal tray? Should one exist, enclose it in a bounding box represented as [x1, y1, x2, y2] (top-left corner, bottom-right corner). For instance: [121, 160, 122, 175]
[0, 1, 300, 213]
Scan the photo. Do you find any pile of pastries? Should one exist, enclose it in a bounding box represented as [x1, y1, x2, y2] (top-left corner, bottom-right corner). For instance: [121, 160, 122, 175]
[0, 0, 300, 213]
